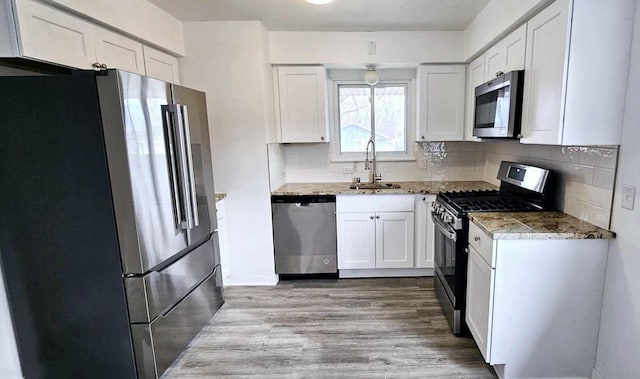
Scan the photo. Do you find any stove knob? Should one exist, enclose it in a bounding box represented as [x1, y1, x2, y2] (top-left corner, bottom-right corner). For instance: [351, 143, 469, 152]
[444, 214, 453, 223]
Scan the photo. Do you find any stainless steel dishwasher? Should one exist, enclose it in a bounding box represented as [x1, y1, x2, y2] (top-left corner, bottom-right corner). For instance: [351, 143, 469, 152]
[271, 195, 337, 274]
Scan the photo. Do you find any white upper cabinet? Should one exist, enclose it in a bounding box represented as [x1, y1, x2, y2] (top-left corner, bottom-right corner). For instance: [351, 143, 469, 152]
[13, 0, 96, 69]
[465, 25, 526, 142]
[465, 55, 486, 141]
[4, 0, 181, 81]
[143, 45, 180, 84]
[484, 43, 503, 81]
[275, 65, 329, 143]
[417, 65, 466, 141]
[95, 27, 145, 75]
[502, 24, 527, 72]
[520, 0, 570, 145]
[521, 0, 634, 145]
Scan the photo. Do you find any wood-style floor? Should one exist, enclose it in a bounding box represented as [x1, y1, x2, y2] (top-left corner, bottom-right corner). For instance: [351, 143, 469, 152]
[162, 277, 496, 378]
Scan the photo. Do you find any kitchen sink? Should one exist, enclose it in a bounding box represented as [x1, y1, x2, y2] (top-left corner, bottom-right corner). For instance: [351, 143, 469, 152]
[349, 182, 401, 190]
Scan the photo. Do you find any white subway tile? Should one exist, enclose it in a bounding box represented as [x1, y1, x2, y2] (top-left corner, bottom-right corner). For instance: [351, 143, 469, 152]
[593, 168, 616, 190]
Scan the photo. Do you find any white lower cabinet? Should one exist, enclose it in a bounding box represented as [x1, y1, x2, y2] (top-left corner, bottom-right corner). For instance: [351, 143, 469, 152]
[216, 199, 230, 281]
[337, 213, 376, 269]
[466, 245, 494, 361]
[414, 195, 436, 268]
[465, 221, 610, 378]
[336, 195, 416, 271]
[375, 212, 414, 269]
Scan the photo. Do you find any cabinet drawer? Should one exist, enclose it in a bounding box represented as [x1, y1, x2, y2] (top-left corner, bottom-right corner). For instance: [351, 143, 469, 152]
[336, 195, 414, 213]
[469, 221, 495, 267]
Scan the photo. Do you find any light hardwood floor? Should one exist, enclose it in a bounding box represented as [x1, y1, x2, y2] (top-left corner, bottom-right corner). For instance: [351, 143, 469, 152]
[163, 277, 496, 378]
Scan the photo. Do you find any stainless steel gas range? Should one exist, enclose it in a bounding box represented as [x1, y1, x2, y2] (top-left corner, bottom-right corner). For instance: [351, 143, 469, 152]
[432, 161, 554, 334]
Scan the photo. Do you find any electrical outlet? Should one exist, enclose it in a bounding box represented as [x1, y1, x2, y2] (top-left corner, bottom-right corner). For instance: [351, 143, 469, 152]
[622, 185, 635, 210]
[367, 40, 376, 55]
[342, 167, 354, 174]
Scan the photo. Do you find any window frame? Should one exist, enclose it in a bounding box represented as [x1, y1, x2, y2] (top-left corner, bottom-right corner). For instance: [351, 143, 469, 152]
[329, 78, 416, 162]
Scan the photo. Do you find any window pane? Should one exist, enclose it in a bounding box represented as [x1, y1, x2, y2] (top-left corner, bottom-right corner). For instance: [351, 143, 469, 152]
[339, 86, 371, 153]
[374, 86, 406, 152]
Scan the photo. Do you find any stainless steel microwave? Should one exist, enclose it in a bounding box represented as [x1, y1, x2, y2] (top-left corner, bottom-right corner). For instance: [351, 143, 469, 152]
[473, 70, 524, 138]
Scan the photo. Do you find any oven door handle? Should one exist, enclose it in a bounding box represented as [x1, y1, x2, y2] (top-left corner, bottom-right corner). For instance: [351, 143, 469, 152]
[432, 214, 457, 241]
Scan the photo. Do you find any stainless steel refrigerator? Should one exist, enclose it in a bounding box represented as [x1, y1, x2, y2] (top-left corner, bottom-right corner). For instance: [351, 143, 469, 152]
[0, 69, 223, 379]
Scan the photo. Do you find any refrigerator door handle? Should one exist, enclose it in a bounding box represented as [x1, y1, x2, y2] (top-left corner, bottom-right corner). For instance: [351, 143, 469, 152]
[179, 104, 200, 228]
[162, 104, 192, 230]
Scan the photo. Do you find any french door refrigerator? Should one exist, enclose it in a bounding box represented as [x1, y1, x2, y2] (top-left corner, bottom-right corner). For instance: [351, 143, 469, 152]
[0, 70, 223, 379]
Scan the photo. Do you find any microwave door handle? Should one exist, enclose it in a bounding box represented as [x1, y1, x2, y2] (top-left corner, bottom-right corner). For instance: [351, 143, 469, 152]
[179, 105, 200, 228]
[431, 214, 457, 241]
[161, 105, 187, 230]
[475, 79, 509, 97]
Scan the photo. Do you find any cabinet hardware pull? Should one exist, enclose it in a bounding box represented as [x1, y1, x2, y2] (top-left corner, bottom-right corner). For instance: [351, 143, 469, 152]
[474, 236, 481, 241]
[370, 216, 374, 219]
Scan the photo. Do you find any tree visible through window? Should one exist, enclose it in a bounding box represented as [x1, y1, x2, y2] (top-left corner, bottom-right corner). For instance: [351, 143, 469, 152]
[338, 84, 407, 154]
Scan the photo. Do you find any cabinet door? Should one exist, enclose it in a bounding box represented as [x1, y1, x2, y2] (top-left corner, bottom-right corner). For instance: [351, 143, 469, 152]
[13, 0, 96, 69]
[375, 212, 414, 269]
[277, 66, 328, 143]
[337, 213, 376, 269]
[465, 55, 486, 141]
[503, 24, 527, 72]
[143, 45, 181, 84]
[520, 0, 570, 145]
[95, 26, 145, 75]
[417, 65, 466, 141]
[484, 42, 504, 80]
[216, 200, 230, 280]
[414, 196, 435, 268]
[466, 246, 495, 362]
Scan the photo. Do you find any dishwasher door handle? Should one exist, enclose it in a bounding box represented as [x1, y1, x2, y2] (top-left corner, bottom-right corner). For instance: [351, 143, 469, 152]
[295, 203, 312, 208]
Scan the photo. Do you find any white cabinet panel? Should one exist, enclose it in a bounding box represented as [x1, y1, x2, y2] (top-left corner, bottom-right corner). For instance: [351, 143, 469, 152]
[484, 42, 504, 81]
[414, 195, 435, 268]
[276, 65, 328, 143]
[95, 27, 145, 75]
[503, 24, 527, 72]
[417, 65, 466, 141]
[464, 55, 485, 142]
[14, 0, 95, 69]
[337, 213, 376, 269]
[143, 45, 180, 84]
[520, 0, 570, 145]
[466, 245, 494, 362]
[375, 212, 414, 269]
[215, 200, 231, 280]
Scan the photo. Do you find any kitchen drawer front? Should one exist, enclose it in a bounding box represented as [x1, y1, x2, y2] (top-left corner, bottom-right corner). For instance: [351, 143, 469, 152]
[336, 194, 414, 213]
[469, 221, 495, 267]
[131, 267, 224, 379]
[125, 237, 217, 323]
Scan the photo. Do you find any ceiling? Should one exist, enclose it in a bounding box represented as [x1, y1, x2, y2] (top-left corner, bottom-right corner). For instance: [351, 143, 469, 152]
[148, 0, 490, 32]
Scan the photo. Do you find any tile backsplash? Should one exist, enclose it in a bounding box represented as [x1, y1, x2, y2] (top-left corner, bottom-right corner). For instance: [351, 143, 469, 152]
[279, 142, 486, 184]
[268, 140, 618, 229]
[483, 141, 618, 229]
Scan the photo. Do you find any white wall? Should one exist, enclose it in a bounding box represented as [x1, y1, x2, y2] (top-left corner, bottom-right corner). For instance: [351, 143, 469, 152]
[269, 31, 464, 65]
[179, 21, 278, 286]
[594, 1, 640, 377]
[463, 0, 552, 60]
[44, 0, 185, 55]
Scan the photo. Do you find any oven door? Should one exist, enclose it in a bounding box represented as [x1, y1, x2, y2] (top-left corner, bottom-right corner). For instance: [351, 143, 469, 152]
[432, 213, 459, 306]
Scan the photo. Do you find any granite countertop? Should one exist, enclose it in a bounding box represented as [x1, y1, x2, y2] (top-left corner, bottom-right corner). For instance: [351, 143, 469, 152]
[468, 211, 616, 240]
[214, 193, 227, 202]
[271, 181, 497, 196]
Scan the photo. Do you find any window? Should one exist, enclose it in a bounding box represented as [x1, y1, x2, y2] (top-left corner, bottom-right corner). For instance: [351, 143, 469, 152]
[332, 78, 413, 161]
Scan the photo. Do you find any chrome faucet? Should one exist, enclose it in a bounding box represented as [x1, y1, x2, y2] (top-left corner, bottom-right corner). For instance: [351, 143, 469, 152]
[364, 138, 382, 184]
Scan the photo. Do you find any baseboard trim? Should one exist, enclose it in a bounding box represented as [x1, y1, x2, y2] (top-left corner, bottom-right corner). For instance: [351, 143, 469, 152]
[592, 367, 606, 379]
[223, 275, 279, 286]
[339, 268, 434, 278]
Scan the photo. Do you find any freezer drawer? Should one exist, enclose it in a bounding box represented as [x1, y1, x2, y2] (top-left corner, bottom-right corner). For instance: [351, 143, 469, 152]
[131, 266, 224, 379]
[125, 234, 219, 323]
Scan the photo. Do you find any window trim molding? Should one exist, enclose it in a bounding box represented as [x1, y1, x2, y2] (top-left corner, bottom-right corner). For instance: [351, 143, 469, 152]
[328, 77, 416, 163]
